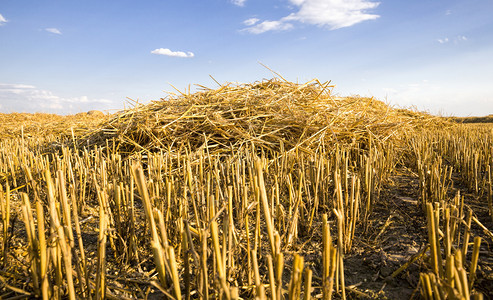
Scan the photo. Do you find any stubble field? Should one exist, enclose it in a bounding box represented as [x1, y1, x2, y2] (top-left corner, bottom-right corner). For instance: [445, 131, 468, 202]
[0, 79, 492, 299]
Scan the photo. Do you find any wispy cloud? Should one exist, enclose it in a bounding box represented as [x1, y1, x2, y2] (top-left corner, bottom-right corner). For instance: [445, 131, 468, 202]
[437, 35, 467, 44]
[45, 28, 62, 35]
[456, 35, 467, 42]
[243, 20, 294, 34]
[0, 13, 8, 25]
[243, 18, 260, 26]
[151, 48, 195, 58]
[243, 0, 380, 34]
[0, 83, 112, 113]
[0, 83, 36, 90]
[231, 0, 247, 7]
[445, 9, 452, 15]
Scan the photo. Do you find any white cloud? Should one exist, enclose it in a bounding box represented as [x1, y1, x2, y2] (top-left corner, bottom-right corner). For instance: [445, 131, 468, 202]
[231, 0, 247, 7]
[45, 28, 62, 35]
[243, 18, 260, 26]
[445, 10, 452, 15]
[437, 36, 467, 44]
[151, 48, 195, 58]
[456, 35, 467, 42]
[243, 20, 294, 34]
[0, 83, 36, 90]
[0, 13, 7, 25]
[243, 0, 380, 34]
[0, 83, 112, 113]
[284, 0, 380, 29]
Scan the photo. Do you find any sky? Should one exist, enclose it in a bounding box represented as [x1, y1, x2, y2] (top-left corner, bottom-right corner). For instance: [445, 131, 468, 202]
[0, 0, 492, 116]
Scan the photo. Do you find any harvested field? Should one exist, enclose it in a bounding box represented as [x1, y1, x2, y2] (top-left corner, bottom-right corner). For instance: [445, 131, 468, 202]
[0, 79, 492, 299]
[449, 115, 493, 124]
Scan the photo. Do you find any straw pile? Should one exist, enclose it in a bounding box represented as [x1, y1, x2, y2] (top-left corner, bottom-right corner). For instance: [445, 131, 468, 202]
[84, 78, 446, 154]
[0, 112, 109, 140]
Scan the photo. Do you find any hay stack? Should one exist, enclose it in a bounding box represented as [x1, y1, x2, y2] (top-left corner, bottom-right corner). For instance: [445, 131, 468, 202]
[85, 78, 445, 154]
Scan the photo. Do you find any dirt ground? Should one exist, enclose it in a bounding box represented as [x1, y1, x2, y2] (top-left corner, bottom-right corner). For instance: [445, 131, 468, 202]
[340, 167, 493, 299]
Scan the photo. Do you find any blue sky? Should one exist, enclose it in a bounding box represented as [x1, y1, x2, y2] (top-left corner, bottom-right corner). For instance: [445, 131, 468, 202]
[0, 0, 492, 116]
